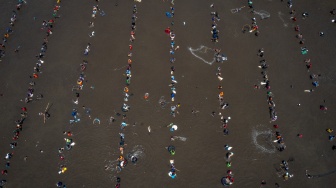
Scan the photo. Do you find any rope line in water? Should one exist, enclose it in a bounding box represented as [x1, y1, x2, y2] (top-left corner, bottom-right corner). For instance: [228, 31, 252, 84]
[306, 169, 336, 178]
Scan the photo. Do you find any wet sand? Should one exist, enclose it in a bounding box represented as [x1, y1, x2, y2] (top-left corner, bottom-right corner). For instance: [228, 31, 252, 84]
[0, 0, 336, 187]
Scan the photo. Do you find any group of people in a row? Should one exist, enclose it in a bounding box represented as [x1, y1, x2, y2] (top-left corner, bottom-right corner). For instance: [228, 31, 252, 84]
[287, 1, 335, 146]
[291, 10, 321, 89]
[0, 0, 26, 59]
[164, 0, 180, 179]
[255, 48, 278, 122]
[0, 1, 61, 187]
[57, 3, 106, 188]
[113, 4, 140, 188]
[210, 3, 235, 186]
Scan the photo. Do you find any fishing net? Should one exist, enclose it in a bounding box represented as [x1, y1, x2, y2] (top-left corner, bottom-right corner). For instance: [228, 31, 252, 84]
[254, 10, 270, 19]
